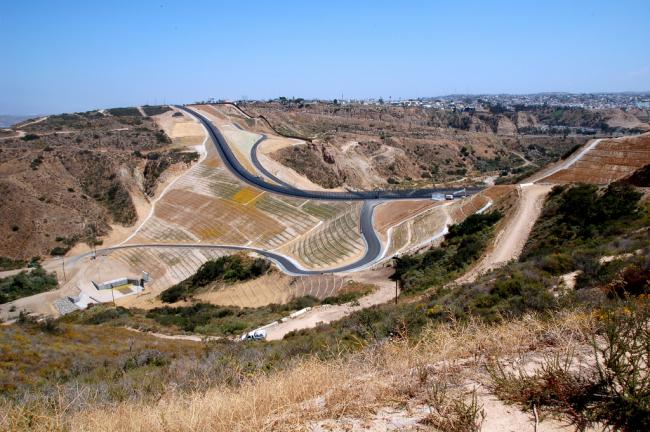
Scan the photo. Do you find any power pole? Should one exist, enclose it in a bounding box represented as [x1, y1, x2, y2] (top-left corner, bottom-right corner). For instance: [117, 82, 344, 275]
[395, 279, 398, 304]
[61, 258, 67, 282]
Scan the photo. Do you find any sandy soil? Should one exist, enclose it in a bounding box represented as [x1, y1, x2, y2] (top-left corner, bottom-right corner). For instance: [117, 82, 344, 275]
[542, 133, 650, 184]
[374, 200, 442, 233]
[0, 267, 34, 278]
[154, 107, 205, 144]
[258, 136, 305, 154]
[455, 184, 551, 284]
[265, 267, 397, 340]
[482, 184, 516, 200]
[124, 326, 221, 342]
[256, 151, 338, 191]
[0, 130, 24, 140]
[195, 272, 295, 307]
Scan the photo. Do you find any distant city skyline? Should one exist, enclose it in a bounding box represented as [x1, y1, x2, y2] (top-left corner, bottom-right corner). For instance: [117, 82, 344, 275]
[2, 0, 649, 115]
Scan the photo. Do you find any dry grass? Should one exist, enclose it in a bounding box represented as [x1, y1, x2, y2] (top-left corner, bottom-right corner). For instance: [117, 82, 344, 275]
[1, 310, 595, 431]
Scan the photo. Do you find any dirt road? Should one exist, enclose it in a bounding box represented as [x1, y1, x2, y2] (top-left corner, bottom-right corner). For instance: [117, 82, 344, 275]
[455, 183, 551, 284]
[265, 268, 397, 340]
[527, 138, 602, 183]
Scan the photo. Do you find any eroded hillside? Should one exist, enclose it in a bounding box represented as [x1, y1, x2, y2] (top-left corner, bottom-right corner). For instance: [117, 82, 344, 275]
[0, 107, 200, 262]
[233, 101, 649, 190]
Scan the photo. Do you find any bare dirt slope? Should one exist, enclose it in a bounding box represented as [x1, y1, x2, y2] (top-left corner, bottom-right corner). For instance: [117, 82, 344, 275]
[0, 108, 202, 262]
[456, 184, 551, 284]
[541, 133, 650, 184]
[232, 101, 643, 190]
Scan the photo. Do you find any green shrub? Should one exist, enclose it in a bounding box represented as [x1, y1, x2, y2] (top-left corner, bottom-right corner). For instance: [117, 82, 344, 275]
[21, 133, 40, 141]
[160, 255, 270, 303]
[523, 183, 644, 259]
[392, 211, 502, 294]
[121, 350, 169, 371]
[488, 300, 650, 431]
[107, 107, 142, 117]
[50, 246, 69, 256]
[447, 211, 502, 239]
[0, 266, 58, 303]
[604, 259, 650, 299]
[81, 306, 132, 325]
[142, 105, 172, 116]
[538, 253, 576, 275]
[0, 256, 26, 271]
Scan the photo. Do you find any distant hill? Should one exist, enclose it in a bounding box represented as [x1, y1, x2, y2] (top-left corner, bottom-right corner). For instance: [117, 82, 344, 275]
[0, 115, 35, 128]
[0, 107, 189, 261]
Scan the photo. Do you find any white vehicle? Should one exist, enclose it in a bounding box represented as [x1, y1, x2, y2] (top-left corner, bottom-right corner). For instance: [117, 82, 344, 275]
[241, 329, 267, 341]
[445, 194, 455, 200]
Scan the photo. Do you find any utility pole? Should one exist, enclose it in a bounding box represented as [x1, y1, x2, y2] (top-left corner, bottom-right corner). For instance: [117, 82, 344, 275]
[395, 279, 398, 304]
[61, 258, 67, 282]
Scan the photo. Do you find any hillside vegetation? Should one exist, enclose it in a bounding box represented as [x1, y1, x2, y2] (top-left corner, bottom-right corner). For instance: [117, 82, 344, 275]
[234, 101, 649, 190]
[0, 265, 57, 304]
[159, 254, 271, 303]
[62, 283, 373, 337]
[1, 182, 648, 430]
[0, 109, 197, 260]
[393, 211, 503, 294]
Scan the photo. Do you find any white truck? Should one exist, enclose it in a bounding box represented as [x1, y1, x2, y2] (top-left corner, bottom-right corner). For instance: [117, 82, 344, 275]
[241, 329, 267, 341]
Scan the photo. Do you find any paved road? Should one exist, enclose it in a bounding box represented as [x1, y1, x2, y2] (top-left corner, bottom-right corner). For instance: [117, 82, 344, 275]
[62, 107, 482, 277]
[157, 105, 484, 274]
[179, 105, 483, 201]
[66, 236, 378, 276]
[249, 134, 295, 188]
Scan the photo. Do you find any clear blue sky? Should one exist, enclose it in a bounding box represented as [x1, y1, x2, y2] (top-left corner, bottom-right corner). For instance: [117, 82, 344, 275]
[2, 0, 649, 114]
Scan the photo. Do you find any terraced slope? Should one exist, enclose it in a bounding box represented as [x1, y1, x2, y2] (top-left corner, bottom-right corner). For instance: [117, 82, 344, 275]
[126, 129, 363, 269]
[543, 133, 650, 184]
[281, 203, 365, 269]
[195, 273, 348, 308]
[108, 246, 229, 304]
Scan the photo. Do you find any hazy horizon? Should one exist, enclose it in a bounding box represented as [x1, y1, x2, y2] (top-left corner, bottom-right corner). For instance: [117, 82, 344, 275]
[4, 90, 650, 118]
[2, 0, 649, 115]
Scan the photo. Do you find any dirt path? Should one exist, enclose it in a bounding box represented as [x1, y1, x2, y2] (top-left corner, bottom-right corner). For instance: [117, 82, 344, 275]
[17, 116, 48, 129]
[265, 268, 397, 340]
[124, 326, 221, 342]
[527, 138, 602, 183]
[455, 184, 551, 284]
[0, 267, 34, 278]
[0, 130, 25, 140]
[511, 150, 537, 167]
[137, 106, 147, 117]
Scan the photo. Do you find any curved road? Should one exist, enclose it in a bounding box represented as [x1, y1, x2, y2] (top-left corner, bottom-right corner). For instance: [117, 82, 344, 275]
[250, 134, 295, 188]
[179, 105, 482, 201]
[67, 207, 379, 277]
[64, 106, 481, 276]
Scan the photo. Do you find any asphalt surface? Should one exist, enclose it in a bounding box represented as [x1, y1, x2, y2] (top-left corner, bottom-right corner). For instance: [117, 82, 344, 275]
[66, 239, 377, 276]
[164, 105, 482, 273]
[64, 106, 482, 276]
[178, 105, 483, 201]
[249, 134, 295, 188]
